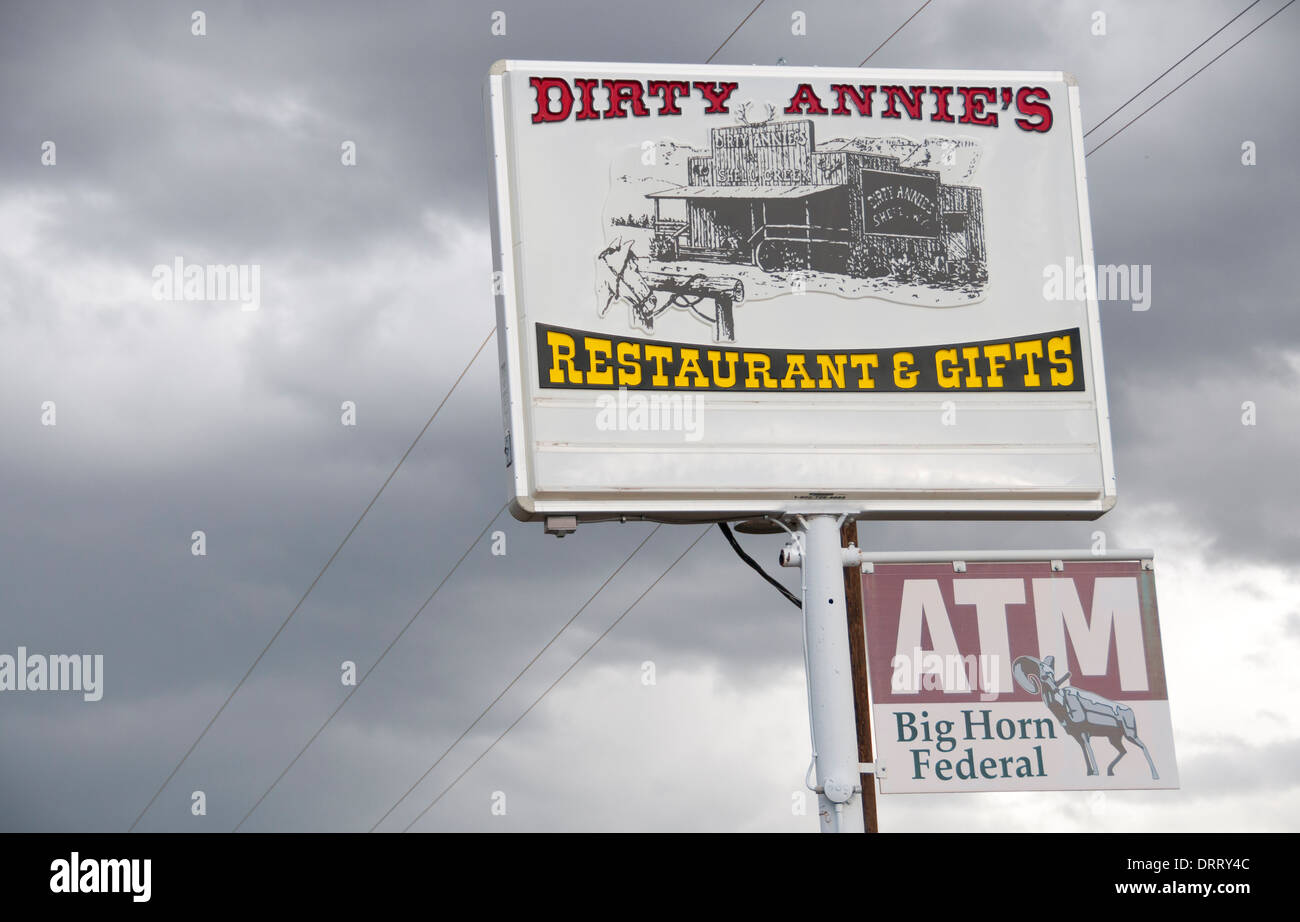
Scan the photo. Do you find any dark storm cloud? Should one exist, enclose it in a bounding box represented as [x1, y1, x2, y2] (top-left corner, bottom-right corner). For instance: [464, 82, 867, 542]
[0, 0, 1295, 832]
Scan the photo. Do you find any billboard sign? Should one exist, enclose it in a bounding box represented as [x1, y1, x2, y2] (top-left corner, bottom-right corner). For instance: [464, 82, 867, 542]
[860, 557, 1178, 793]
[486, 61, 1115, 522]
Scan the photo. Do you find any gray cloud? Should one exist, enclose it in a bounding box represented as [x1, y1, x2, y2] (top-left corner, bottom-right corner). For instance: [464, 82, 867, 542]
[0, 0, 1296, 832]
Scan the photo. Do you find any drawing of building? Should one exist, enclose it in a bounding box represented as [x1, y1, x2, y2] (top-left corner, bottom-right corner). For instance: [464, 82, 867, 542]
[645, 119, 986, 285]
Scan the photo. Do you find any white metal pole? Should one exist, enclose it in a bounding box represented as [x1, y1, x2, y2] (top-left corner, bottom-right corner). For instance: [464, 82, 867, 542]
[799, 514, 865, 833]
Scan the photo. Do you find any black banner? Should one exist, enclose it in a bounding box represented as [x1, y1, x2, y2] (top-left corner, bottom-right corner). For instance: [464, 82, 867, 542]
[0, 833, 1283, 908]
[537, 323, 1086, 393]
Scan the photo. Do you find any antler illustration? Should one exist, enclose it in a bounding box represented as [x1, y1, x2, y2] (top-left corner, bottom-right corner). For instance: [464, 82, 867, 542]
[736, 101, 777, 126]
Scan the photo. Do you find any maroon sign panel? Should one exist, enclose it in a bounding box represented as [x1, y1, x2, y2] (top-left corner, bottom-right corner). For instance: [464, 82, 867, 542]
[861, 559, 1178, 793]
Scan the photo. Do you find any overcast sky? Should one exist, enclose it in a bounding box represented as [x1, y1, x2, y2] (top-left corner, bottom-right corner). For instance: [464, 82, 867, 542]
[1, 0, 1296, 832]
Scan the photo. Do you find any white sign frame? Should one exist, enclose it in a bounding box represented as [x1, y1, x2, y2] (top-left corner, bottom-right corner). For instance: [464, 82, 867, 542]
[486, 60, 1116, 523]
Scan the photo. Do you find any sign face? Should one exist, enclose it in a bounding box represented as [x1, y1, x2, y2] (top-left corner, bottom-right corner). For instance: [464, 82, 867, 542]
[486, 61, 1115, 522]
[861, 558, 1178, 793]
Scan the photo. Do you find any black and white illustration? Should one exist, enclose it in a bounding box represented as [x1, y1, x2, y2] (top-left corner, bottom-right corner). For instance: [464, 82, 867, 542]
[1013, 654, 1161, 780]
[599, 108, 988, 341]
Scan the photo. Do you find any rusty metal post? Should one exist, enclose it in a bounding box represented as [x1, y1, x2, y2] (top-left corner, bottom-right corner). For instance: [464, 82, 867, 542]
[841, 519, 879, 832]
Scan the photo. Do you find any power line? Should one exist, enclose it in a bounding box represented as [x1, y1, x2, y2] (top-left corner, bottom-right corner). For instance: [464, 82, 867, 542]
[232, 501, 509, 831]
[218, 0, 1286, 834]
[128, 325, 497, 832]
[363, 0, 770, 830]
[705, 0, 766, 64]
[218, 0, 769, 832]
[367, 523, 663, 832]
[860, 0, 932, 66]
[1084, 0, 1262, 137]
[1087, 0, 1294, 157]
[398, 525, 712, 832]
[357, 0, 780, 833]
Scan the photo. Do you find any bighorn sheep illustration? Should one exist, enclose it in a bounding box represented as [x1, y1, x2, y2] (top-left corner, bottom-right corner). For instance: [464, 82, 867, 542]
[1012, 655, 1159, 780]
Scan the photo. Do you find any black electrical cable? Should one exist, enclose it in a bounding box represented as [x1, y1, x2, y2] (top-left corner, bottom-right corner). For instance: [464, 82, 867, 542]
[717, 522, 802, 609]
